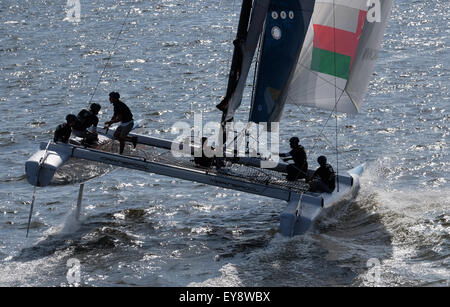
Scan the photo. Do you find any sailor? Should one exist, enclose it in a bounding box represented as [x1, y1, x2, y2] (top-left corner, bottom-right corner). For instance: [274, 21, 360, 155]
[280, 137, 308, 181]
[194, 137, 214, 168]
[72, 103, 101, 145]
[308, 156, 336, 193]
[104, 92, 137, 155]
[54, 114, 77, 143]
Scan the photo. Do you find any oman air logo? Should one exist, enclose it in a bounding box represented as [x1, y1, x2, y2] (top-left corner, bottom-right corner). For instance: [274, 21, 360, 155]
[64, 0, 81, 23]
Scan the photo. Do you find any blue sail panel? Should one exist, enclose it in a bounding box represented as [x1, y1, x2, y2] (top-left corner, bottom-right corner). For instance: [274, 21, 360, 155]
[249, 0, 315, 124]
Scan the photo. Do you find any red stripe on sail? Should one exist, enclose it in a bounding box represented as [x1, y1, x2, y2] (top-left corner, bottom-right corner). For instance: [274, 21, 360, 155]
[313, 10, 366, 67]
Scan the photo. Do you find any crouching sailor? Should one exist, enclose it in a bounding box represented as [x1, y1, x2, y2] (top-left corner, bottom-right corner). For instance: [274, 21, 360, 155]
[194, 137, 214, 168]
[194, 137, 224, 168]
[72, 103, 101, 146]
[280, 137, 308, 181]
[308, 156, 336, 193]
[54, 114, 77, 143]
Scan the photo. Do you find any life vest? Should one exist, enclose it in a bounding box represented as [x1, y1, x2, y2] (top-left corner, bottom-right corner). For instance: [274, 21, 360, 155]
[74, 109, 97, 131]
[325, 164, 336, 189]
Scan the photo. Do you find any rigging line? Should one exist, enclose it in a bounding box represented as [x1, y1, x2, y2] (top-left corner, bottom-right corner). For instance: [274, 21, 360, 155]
[185, 46, 259, 107]
[224, 31, 260, 155]
[333, 0, 340, 191]
[26, 186, 37, 238]
[183, 77, 227, 103]
[308, 90, 345, 155]
[305, 16, 352, 158]
[286, 96, 353, 169]
[249, 31, 262, 116]
[310, 132, 354, 168]
[87, 4, 133, 106]
[225, 0, 237, 73]
[288, 87, 345, 156]
[184, 0, 236, 111]
[335, 110, 340, 191]
[26, 140, 51, 237]
[225, 121, 252, 150]
[288, 97, 352, 167]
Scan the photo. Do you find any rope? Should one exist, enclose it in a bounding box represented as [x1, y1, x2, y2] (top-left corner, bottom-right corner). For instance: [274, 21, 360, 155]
[185, 0, 238, 113]
[308, 90, 345, 154]
[227, 0, 237, 71]
[26, 186, 37, 238]
[333, 0, 340, 191]
[87, 4, 133, 106]
[26, 140, 51, 237]
[250, 34, 262, 114]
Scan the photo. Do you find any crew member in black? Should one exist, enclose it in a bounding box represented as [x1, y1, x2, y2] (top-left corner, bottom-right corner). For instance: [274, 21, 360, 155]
[280, 137, 308, 181]
[308, 156, 336, 193]
[72, 103, 101, 145]
[54, 114, 77, 143]
[194, 137, 214, 168]
[104, 92, 137, 154]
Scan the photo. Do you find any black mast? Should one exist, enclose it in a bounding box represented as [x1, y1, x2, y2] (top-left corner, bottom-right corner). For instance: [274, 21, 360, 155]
[216, 0, 253, 115]
[216, 0, 253, 152]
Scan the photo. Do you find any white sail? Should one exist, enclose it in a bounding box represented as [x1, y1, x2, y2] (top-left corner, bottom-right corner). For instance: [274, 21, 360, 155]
[284, 0, 393, 113]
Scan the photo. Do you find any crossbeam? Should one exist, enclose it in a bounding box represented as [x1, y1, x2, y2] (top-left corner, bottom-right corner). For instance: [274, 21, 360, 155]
[98, 128, 289, 173]
[43, 143, 299, 201]
[96, 129, 352, 183]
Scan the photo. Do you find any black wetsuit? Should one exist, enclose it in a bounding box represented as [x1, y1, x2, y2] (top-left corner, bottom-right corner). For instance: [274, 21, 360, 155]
[53, 123, 72, 143]
[194, 143, 214, 168]
[310, 163, 336, 193]
[290, 145, 308, 172]
[283, 145, 308, 181]
[73, 109, 99, 131]
[194, 155, 213, 168]
[113, 100, 133, 123]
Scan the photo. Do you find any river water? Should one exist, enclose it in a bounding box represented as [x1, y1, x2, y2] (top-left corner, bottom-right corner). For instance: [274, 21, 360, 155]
[0, 0, 448, 286]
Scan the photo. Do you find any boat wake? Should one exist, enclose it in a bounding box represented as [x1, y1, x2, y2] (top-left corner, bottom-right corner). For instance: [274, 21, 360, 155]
[189, 159, 449, 286]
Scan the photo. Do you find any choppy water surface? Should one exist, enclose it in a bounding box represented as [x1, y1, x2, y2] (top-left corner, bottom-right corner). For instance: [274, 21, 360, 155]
[0, 0, 448, 286]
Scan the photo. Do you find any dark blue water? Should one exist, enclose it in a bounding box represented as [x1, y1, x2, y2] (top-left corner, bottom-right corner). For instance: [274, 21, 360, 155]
[0, 0, 448, 286]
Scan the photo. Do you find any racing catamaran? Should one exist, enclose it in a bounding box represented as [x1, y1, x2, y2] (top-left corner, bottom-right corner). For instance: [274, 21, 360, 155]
[25, 0, 393, 237]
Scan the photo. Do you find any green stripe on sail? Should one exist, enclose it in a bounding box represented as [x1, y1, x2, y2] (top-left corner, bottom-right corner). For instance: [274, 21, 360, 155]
[311, 47, 351, 80]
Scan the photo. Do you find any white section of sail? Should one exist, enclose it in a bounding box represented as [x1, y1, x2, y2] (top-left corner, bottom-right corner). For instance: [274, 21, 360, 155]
[318, 0, 368, 11]
[286, 70, 358, 112]
[284, 0, 393, 113]
[346, 0, 393, 112]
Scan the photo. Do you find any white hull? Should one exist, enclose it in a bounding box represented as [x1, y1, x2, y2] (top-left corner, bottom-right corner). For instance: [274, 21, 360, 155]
[280, 164, 363, 236]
